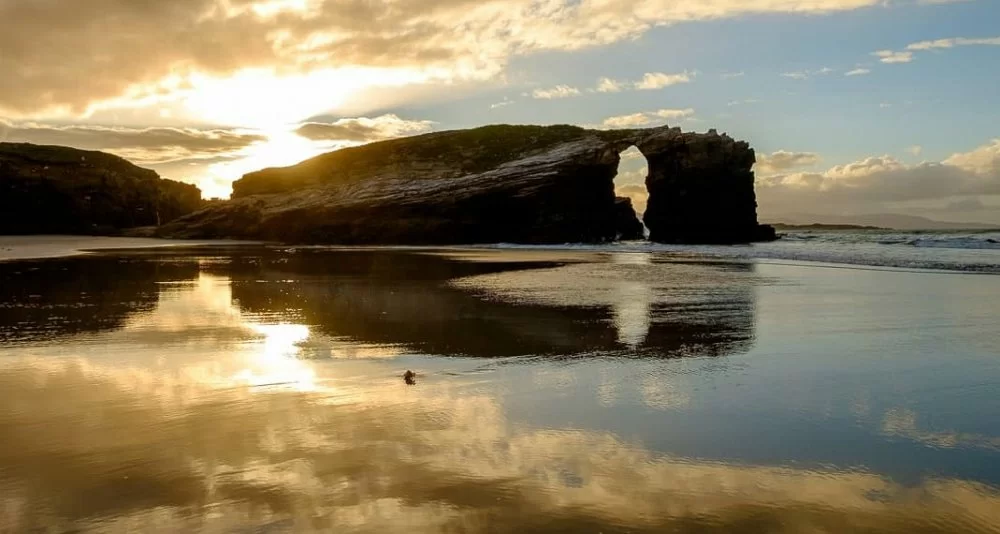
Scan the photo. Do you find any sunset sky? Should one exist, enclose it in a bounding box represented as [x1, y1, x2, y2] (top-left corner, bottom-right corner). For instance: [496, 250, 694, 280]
[1, 0, 999, 222]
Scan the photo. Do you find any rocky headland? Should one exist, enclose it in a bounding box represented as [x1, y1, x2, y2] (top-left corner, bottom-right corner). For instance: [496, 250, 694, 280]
[0, 143, 203, 235]
[156, 124, 774, 244]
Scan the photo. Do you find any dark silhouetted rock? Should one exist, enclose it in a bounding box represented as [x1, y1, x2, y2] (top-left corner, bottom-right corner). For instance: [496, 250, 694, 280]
[0, 143, 203, 235]
[614, 197, 645, 240]
[157, 124, 770, 244]
[632, 128, 773, 244]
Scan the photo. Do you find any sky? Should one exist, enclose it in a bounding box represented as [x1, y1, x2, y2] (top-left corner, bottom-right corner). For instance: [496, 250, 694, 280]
[1, 0, 999, 223]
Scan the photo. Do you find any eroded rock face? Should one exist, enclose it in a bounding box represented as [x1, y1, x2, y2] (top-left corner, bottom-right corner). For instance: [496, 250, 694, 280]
[614, 197, 645, 240]
[0, 143, 203, 235]
[157, 124, 771, 244]
[629, 128, 774, 244]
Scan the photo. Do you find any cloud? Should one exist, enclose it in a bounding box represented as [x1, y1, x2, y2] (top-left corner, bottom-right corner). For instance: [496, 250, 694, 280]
[293, 114, 434, 142]
[782, 67, 836, 79]
[634, 72, 692, 90]
[595, 77, 625, 93]
[0, 120, 265, 164]
[845, 68, 871, 76]
[531, 85, 581, 99]
[755, 150, 821, 175]
[490, 97, 514, 109]
[907, 145, 923, 156]
[906, 36, 1000, 50]
[781, 72, 809, 80]
[727, 99, 760, 106]
[616, 183, 648, 213]
[721, 71, 745, 79]
[603, 113, 653, 128]
[873, 50, 914, 63]
[869, 36, 1000, 71]
[756, 139, 1000, 218]
[602, 108, 695, 128]
[0, 0, 892, 118]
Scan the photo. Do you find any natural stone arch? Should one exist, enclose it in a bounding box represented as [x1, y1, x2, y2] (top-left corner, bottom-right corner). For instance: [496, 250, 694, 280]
[615, 128, 775, 244]
[611, 145, 648, 240]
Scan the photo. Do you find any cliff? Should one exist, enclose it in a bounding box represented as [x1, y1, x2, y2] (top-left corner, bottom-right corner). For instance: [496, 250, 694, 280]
[0, 143, 203, 235]
[157, 124, 773, 244]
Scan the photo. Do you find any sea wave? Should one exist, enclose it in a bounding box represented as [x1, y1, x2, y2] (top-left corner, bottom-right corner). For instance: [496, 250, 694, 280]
[470, 230, 1000, 274]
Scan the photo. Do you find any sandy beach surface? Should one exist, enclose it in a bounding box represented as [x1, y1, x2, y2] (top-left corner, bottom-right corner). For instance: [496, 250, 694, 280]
[0, 235, 260, 262]
[0, 241, 998, 532]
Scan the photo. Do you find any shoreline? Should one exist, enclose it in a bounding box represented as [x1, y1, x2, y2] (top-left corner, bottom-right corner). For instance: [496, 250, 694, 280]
[0, 235, 261, 262]
[2, 234, 998, 276]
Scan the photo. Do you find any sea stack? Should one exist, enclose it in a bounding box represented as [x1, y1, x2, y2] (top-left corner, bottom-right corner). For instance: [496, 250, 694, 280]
[153, 124, 774, 245]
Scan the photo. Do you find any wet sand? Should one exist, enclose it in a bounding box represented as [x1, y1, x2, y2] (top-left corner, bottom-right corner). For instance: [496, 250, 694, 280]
[0, 235, 258, 262]
[0, 248, 998, 533]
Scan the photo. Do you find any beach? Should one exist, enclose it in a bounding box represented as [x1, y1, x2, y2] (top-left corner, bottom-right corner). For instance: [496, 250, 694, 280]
[0, 240, 998, 532]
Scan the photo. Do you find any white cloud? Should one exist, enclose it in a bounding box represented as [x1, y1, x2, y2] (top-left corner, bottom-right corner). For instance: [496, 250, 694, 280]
[721, 71, 745, 79]
[757, 139, 1000, 219]
[634, 72, 692, 90]
[293, 114, 434, 142]
[869, 36, 1000, 70]
[602, 108, 695, 128]
[595, 77, 626, 93]
[0, 0, 894, 119]
[532, 85, 581, 99]
[603, 113, 654, 128]
[907, 145, 923, 157]
[873, 50, 914, 63]
[906, 36, 1000, 50]
[845, 68, 871, 76]
[781, 67, 834, 80]
[490, 97, 514, 109]
[0, 120, 265, 164]
[654, 108, 696, 119]
[755, 150, 821, 175]
[781, 71, 809, 80]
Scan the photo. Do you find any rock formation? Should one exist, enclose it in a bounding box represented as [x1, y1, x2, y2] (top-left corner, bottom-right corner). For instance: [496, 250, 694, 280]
[156, 124, 774, 244]
[614, 197, 645, 240]
[0, 143, 203, 235]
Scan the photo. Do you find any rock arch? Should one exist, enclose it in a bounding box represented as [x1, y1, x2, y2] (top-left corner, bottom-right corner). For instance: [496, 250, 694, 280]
[611, 146, 648, 240]
[613, 128, 775, 244]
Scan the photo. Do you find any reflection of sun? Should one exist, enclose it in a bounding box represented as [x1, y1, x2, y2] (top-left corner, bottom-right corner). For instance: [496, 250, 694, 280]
[234, 323, 316, 390]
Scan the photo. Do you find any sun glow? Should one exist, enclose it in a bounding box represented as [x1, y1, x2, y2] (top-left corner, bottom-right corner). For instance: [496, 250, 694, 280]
[200, 130, 331, 198]
[182, 66, 436, 130]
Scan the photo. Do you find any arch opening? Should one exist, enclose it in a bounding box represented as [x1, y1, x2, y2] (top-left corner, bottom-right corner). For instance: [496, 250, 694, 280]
[614, 146, 650, 240]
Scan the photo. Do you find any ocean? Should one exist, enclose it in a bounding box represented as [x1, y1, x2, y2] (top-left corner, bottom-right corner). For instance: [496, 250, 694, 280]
[0, 234, 998, 532]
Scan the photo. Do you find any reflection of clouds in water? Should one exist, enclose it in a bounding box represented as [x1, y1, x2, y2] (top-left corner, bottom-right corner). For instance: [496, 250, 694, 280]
[597, 370, 619, 407]
[640, 373, 691, 411]
[1, 358, 1000, 533]
[882, 407, 1000, 452]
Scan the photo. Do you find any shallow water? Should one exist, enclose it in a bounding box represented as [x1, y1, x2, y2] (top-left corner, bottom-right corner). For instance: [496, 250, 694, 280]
[1, 246, 999, 533]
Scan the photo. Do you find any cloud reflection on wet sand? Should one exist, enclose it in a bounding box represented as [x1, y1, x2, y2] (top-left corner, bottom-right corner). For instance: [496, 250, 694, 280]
[1, 356, 1000, 533]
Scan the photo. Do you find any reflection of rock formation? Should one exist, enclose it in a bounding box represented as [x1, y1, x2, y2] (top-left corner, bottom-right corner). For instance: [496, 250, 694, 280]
[225, 249, 757, 358]
[0, 256, 198, 342]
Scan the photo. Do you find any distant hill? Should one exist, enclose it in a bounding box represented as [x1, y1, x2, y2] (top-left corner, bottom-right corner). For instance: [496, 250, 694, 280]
[0, 143, 204, 235]
[770, 223, 883, 231]
[765, 213, 999, 231]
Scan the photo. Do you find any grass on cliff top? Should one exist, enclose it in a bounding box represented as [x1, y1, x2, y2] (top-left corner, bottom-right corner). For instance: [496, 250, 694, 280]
[236, 124, 616, 196]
